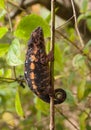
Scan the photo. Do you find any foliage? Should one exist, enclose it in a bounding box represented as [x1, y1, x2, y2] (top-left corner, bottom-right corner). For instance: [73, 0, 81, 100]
[0, 0, 91, 130]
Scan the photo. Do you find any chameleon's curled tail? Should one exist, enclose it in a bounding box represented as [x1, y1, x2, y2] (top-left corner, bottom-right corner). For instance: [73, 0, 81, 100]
[39, 88, 66, 105]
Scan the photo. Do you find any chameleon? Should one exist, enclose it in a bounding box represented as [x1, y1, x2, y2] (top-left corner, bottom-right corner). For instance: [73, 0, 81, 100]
[24, 27, 66, 105]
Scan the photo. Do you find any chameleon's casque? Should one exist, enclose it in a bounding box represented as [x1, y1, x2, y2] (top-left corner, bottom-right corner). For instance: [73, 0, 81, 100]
[24, 27, 66, 104]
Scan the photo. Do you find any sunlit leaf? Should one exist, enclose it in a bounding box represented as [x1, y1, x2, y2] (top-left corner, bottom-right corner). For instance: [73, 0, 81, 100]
[6, 38, 23, 66]
[14, 14, 50, 40]
[45, 13, 51, 23]
[0, 43, 9, 57]
[4, 69, 12, 78]
[0, 27, 8, 38]
[0, 9, 6, 18]
[0, 0, 5, 9]
[15, 90, 24, 117]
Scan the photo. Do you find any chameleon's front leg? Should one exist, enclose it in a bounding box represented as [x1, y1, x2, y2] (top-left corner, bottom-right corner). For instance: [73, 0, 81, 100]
[46, 50, 54, 62]
[40, 50, 54, 64]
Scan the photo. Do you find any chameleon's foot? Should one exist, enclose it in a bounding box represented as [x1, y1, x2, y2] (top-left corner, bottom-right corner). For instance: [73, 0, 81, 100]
[47, 50, 54, 62]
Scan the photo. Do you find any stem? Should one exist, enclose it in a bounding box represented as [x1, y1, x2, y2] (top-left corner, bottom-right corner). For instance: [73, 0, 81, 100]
[70, 0, 84, 48]
[55, 107, 80, 130]
[13, 66, 16, 78]
[56, 29, 91, 61]
[50, 0, 55, 130]
[7, 0, 25, 11]
[5, 0, 13, 32]
[56, 15, 74, 30]
[5, 1, 17, 79]
[0, 76, 25, 82]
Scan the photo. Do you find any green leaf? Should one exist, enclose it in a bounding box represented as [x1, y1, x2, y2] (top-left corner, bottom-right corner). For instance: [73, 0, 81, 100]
[6, 38, 23, 66]
[83, 40, 91, 54]
[77, 14, 86, 23]
[14, 14, 50, 40]
[45, 13, 51, 23]
[77, 11, 91, 24]
[86, 18, 91, 31]
[45, 8, 58, 23]
[0, 0, 5, 9]
[0, 68, 4, 76]
[84, 81, 91, 97]
[67, 71, 75, 86]
[77, 79, 86, 101]
[34, 97, 49, 115]
[69, 28, 76, 41]
[72, 54, 85, 68]
[0, 9, 6, 18]
[85, 11, 91, 18]
[79, 109, 90, 130]
[54, 44, 64, 72]
[81, 0, 88, 13]
[0, 43, 9, 57]
[15, 90, 24, 117]
[65, 89, 76, 105]
[0, 27, 8, 38]
[4, 69, 12, 78]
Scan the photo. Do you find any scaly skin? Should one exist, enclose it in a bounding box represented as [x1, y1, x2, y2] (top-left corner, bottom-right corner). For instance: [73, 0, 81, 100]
[24, 27, 66, 104]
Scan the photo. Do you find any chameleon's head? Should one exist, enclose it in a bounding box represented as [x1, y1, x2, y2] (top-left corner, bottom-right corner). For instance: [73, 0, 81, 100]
[28, 27, 45, 48]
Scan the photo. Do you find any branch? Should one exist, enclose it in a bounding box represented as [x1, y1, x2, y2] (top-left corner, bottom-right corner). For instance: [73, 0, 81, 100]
[55, 29, 91, 61]
[7, 0, 25, 11]
[7, 0, 29, 19]
[5, 0, 13, 32]
[50, 0, 55, 130]
[0, 76, 25, 88]
[55, 107, 80, 130]
[70, 0, 84, 48]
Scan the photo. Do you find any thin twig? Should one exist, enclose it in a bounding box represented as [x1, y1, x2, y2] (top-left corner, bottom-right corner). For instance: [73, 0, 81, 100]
[50, 0, 55, 130]
[0, 76, 25, 82]
[56, 29, 91, 61]
[55, 107, 80, 130]
[5, 0, 13, 32]
[70, 0, 84, 48]
[5, 1, 17, 79]
[7, 0, 25, 11]
[56, 15, 74, 30]
[0, 77, 16, 81]
[0, 79, 14, 83]
[13, 66, 16, 78]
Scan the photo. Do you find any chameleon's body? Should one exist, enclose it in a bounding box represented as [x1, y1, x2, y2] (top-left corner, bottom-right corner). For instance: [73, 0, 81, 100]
[24, 27, 66, 104]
